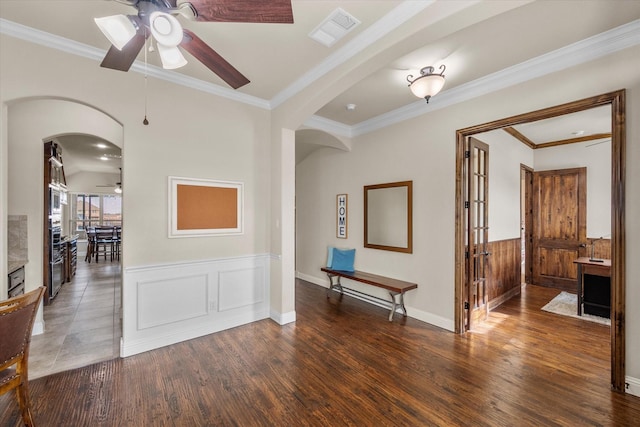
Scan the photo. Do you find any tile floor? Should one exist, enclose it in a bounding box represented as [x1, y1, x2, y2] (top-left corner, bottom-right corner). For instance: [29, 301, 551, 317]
[29, 258, 121, 379]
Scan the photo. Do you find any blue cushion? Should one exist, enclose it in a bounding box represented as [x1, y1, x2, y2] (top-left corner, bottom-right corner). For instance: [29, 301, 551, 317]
[331, 248, 355, 272]
[326, 246, 335, 268]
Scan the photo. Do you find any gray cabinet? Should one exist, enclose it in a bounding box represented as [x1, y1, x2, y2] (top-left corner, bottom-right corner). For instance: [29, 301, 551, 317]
[8, 266, 25, 298]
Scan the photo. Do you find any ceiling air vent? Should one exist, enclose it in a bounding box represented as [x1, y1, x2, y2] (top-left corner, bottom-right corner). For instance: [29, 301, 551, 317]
[309, 8, 361, 47]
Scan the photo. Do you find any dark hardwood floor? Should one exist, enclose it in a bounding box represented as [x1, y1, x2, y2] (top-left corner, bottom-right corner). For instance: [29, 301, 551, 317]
[2, 280, 639, 426]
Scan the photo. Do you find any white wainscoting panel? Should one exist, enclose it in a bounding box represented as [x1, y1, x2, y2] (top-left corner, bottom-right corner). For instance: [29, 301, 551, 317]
[137, 274, 209, 330]
[218, 267, 265, 312]
[121, 254, 270, 357]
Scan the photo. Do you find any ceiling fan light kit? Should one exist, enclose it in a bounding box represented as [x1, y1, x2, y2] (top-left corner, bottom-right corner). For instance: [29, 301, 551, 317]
[156, 42, 188, 69]
[407, 65, 446, 103]
[149, 12, 183, 47]
[95, 0, 295, 89]
[94, 15, 138, 50]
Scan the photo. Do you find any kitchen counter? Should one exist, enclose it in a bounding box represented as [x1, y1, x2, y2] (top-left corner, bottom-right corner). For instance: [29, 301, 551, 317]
[61, 234, 80, 244]
[9, 260, 28, 274]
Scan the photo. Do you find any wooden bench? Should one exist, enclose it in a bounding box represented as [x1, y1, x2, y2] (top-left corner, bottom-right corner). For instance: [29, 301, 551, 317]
[321, 267, 418, 321]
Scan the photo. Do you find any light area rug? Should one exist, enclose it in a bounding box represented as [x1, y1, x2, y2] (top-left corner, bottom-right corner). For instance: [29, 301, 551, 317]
[541, 291, 610, 326]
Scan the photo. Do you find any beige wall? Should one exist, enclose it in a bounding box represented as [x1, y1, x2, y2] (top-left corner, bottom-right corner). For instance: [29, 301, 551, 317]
[472, 129, 533, 242]
[1, 16, 639, 386]
[296, 45, 640, 378]
[1, 35, 272, 285]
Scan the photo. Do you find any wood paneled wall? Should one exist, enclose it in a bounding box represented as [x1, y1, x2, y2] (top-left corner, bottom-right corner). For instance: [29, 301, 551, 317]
[589, 237, 611, 260]
[486, 238, 522, 309]
[483, 238, 610, 307]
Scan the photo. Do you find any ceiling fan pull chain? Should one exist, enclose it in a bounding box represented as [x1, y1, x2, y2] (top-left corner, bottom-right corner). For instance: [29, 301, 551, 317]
[143, 28, 149, 126]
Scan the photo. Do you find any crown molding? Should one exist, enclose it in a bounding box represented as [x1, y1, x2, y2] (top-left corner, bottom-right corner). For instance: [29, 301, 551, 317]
[0, 18, 105, 61]
[3, 16, 639, 136]
[0, 18, 270, 110]
[347, 18, 640, 137]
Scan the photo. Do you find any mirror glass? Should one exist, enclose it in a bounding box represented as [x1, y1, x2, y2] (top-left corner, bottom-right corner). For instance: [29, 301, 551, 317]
[364, 181, 412, 253]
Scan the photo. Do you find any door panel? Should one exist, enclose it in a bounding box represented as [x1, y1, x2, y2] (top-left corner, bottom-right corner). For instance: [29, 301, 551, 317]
[466, 137, 490, 330]
[538, 247, 579, 280]
[532, 167, 586, 290]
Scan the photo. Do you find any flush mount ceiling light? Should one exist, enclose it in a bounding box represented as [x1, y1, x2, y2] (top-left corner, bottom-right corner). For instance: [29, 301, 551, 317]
[407, 65, 446, 103]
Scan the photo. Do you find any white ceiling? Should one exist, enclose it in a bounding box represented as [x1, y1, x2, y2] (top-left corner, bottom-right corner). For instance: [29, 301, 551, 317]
[1, 0, 639, 170]
[53, 135, 121, 176]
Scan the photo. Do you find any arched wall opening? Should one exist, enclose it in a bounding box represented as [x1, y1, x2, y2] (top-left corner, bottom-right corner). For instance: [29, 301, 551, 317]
[3, 97, 123, 332]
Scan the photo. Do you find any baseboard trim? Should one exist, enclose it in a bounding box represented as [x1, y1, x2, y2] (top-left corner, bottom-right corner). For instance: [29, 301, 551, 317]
[489, 285, 522, 310]
[271, 310, 296, 325]
[626, 375, 640, 397]
[296, 271, 454, 331]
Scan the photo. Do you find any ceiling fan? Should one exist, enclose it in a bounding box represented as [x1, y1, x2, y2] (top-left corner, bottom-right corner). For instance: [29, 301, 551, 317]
[97, 181, 123, 194]
[97, 168, 123, 193]
[95, 0, 294, 89]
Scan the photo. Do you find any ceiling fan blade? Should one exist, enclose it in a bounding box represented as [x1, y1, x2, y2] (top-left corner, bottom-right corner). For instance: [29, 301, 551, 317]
[188, 0, 293, 23]
[180, 29, 250, 89]
[100, 28, 147, 72]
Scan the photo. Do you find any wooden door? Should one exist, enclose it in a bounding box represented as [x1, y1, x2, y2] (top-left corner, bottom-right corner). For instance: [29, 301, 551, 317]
[465, 138, 490, 330]
[532, 167, 587, 290]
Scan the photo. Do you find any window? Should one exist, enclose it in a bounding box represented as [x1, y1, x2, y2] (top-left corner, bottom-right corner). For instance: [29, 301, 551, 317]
[102, 195, 122, 227]
[70, 194, 121, 237]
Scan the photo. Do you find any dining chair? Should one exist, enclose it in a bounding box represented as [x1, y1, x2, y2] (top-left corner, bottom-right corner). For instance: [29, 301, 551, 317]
[85, 227, 96, 263]
[0, 286, 46, 426]
[94, 226, 115, 262]
[114, 226, 122, 261]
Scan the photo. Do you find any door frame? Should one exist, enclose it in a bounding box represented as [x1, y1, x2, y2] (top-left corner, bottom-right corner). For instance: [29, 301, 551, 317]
[454, 90, 626, 392]
[520, 164, 533, 286]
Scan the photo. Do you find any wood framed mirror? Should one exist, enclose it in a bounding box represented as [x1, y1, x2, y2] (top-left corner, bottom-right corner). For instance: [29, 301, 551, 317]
[364, 181, 413, 253]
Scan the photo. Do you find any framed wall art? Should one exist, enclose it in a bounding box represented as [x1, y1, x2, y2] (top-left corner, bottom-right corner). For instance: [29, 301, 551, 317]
[336, 193, 348, 239]
[168, 176, 243, 238]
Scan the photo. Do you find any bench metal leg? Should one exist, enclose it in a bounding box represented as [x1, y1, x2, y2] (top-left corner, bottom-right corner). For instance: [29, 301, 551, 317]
[326, 274, 344, 298]
[326, 272, 410, 322]
[388, 291, 408, 321]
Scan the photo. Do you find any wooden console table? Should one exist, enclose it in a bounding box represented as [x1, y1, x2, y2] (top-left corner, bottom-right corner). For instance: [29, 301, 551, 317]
[321, 267, 417, 321]
[573, 257, 611, 318]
